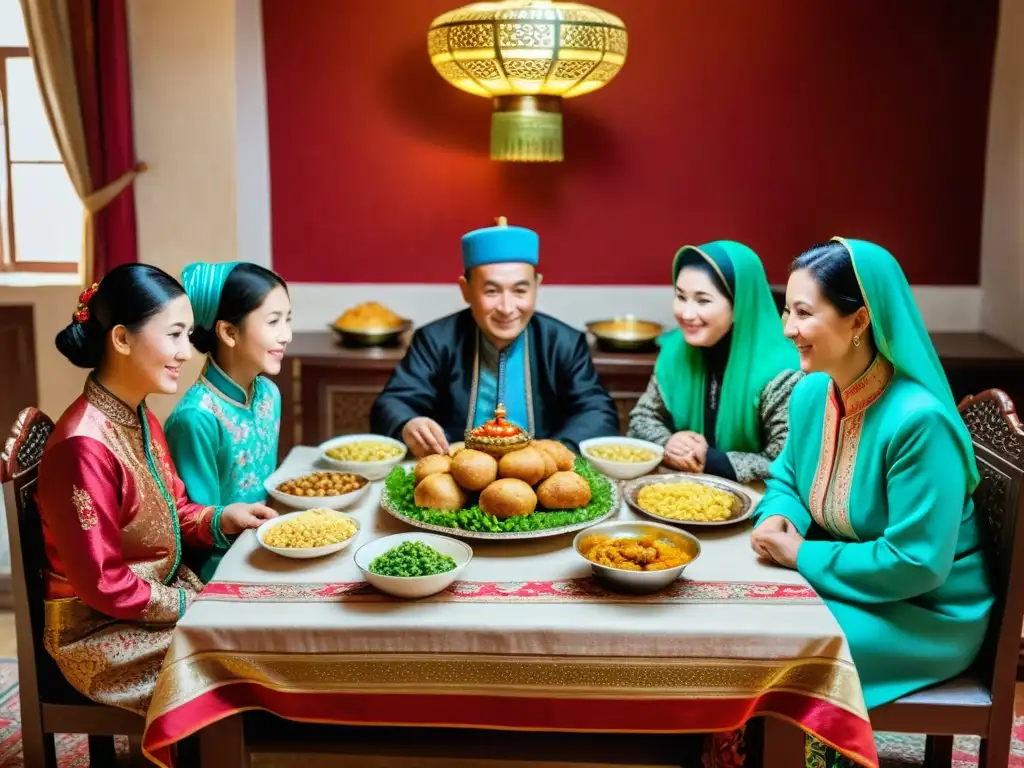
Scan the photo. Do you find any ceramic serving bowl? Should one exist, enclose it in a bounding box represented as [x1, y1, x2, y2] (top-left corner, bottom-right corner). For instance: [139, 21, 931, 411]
[318, 434, 408, 480]
[572, 519, 701, 594]
[264, 467, 371, 510]
[354, 532, 473, 599]
[579, 436, 664, 480]
[587, 316, 663, 353]
[256, 509, 361, 559]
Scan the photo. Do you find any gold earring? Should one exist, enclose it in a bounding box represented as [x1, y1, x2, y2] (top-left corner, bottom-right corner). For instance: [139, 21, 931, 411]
[853, 335, 861, 347]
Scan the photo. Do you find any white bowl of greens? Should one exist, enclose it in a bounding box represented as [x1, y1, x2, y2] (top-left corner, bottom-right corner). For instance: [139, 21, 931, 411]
[353, 532, 472, 599]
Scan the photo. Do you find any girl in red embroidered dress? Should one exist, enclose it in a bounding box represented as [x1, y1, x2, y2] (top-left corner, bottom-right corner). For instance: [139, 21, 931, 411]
[38, 265, 277, 715]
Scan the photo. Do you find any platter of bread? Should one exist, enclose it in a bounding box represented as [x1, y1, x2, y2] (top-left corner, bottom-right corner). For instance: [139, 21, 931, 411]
[380, 406, 619, 540]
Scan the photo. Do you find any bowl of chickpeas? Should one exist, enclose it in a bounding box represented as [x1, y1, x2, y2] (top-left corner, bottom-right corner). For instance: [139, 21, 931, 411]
[318, 434, 408, 480]
[579, 437, 664, 480]
[257, 508, 361, 559]
[264, 470, 371, 510]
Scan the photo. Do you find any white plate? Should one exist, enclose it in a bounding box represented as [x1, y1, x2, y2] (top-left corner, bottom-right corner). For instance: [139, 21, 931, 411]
[353, 532, 472, 599]
[264, 467, 371, 510]
[579, 436, 664, 480]
[318, 434, 408, 480]
[256, 509, 361, 559]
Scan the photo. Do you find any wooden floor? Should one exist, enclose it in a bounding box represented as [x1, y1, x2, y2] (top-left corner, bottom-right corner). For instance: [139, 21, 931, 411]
[0, 610, 1018, 767]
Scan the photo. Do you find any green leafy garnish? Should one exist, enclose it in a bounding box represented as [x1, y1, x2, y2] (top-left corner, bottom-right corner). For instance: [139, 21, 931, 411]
[383, 458, 614, 533]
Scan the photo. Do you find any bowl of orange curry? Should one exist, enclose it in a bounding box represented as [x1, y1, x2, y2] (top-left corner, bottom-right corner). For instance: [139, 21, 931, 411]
[573, 520, 701, 594]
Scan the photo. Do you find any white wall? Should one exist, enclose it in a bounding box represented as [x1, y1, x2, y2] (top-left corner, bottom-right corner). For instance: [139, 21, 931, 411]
[0, 0, 241, 422]
[0, 285, 83, 418]
[979, 0, 1024, 351]
[128, 0, 240, 421]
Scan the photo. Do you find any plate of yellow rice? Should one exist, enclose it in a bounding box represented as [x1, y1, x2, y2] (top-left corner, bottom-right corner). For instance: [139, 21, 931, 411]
[622, 473, 754, 527]
[257, 508, 361, 559]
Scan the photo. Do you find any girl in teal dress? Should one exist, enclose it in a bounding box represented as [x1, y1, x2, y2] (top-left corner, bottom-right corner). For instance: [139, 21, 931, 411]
[749, 238, 994, 766]
[165, 262, 292, 581]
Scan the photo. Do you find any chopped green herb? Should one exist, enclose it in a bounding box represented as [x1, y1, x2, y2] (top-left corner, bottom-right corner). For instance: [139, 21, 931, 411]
[368, 541, 457, 577]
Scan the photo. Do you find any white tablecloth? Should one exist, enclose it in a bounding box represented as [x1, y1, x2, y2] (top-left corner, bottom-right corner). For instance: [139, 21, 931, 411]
[180, 448, 841, 660]
[143, 447, 877, 768]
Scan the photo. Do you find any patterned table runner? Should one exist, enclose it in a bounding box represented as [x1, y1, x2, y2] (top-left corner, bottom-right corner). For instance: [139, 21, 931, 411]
[197, 578, 820, 604]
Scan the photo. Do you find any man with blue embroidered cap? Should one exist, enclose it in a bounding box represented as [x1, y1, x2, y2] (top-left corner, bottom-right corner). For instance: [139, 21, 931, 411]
[371, 217, 619, 457]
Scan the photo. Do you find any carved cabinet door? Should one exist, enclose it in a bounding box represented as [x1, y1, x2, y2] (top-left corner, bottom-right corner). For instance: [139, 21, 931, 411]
[325, 385, 380, 440]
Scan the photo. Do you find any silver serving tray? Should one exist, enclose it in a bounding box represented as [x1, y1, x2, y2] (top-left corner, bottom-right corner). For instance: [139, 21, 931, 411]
[621, 472, 755, 527]
[379, 476, 620, 541]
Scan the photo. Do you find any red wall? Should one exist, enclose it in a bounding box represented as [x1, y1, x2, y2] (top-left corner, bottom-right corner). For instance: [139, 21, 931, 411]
[262, 0, 998, 285]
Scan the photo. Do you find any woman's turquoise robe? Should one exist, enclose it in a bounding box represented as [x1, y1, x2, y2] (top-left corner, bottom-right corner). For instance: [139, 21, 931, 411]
[753, 237, 994, 712]
[755, 357, 993, 708]
[165, 359, 281, 582]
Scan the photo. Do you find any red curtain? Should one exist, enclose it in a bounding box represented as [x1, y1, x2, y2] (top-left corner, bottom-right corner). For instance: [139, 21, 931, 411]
[68, 0, 139, 277]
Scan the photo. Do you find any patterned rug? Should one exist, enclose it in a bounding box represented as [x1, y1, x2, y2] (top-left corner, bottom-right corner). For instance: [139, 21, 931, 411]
[0, 658, 1018, 767]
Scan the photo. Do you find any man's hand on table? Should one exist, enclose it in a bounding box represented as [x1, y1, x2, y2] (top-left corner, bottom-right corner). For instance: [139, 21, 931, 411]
[663, 431, 707, 473]
[221, 503, 278, 535]
[402, 417, 450, 458]
[750, 515, 804, 570]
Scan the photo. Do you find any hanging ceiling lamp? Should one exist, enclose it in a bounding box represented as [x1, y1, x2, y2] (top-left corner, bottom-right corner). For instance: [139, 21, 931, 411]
[428, 1, 627, 162]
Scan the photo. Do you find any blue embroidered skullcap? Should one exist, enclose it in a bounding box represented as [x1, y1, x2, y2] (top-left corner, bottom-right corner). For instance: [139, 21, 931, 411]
[181, 261, 242, 330]
[461, 217, 539, 271]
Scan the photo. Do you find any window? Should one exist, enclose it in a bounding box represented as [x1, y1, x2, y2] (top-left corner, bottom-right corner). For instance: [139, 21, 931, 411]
[0, 0, 82, 274]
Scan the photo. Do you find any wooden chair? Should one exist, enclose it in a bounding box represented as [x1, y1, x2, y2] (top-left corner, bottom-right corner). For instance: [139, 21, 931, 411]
[871, 389, 1024, 767]
[0, 407, 143, 767]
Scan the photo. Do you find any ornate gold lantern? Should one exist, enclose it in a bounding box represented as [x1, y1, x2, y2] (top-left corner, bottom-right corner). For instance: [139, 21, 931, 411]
[428, 1, 627, 162]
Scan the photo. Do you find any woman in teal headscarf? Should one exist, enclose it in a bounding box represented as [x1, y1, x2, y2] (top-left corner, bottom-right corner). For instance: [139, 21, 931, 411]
[166, 261, 292, 581]
[628, 240, 801, 482]
[750, 239, 993, 766]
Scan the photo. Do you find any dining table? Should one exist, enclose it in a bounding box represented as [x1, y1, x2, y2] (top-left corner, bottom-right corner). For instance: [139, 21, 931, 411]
[141, 446, 878, 768]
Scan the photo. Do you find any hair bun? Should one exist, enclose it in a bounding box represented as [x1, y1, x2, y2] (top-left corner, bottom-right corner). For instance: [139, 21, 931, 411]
[189, 325, 218, 355]
[55, 317, 105, 369]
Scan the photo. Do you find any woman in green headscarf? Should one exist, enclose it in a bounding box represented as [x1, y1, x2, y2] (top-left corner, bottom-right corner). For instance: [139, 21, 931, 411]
[628, 240, 801, 482]
[750, 239, 994, 766]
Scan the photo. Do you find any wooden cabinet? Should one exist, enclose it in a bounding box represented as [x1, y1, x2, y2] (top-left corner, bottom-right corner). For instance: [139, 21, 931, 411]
[273, 330, 1024, 461]
[586, 348, 656, 433]
[273, 335, 406, 456]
